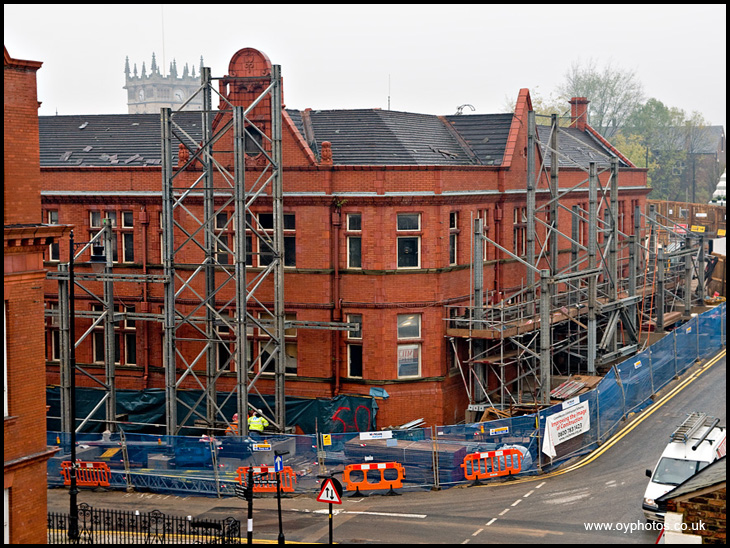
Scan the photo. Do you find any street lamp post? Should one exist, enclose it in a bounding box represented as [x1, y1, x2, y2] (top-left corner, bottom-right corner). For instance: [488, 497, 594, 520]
[66, 229, 107, 541]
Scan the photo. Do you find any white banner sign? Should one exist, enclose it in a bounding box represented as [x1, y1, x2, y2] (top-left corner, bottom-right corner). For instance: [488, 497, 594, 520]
[359, 430, 393, 441]
[542, 401, 590, 459]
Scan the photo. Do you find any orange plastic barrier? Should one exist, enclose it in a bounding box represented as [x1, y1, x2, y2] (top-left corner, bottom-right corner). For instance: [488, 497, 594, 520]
[343, 462, 406, 496]
[60, 461, 111, 488]
[235, 465, 297, 493]
[461, 448, 522, 485]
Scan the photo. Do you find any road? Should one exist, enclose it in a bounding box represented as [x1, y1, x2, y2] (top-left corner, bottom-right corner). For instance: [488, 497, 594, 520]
[47, 350, 726, 543]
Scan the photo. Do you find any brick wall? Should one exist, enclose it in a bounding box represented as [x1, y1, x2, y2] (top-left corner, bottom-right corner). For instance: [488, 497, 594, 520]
[40, 172, 649, 428]
[38, 48, 650, 430]
[4, 52, 43, 223]
[4, 46, 60, 545]
[4, 267, 54, 544]
[666, 487, 727, 544]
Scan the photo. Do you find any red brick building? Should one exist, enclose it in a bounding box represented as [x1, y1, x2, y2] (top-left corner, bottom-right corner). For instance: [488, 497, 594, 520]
[4, 46, 69, 544]
[39, 47, 649, 429]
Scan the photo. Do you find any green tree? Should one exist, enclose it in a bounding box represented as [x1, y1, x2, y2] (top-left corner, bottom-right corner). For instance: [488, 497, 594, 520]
[556, 59, 644, 138]
[619, 99, 687, 200]
[620, 102, 717, 202]
[611, 132, 654, 170]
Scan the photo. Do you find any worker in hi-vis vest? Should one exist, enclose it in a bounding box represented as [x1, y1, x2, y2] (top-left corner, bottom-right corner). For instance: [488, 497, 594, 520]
[225, 413, 239, 436]
[247, 409, 269, 435]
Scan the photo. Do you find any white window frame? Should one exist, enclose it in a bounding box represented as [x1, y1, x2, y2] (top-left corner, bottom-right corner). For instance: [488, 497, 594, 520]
[449, 211, 458, 266]
[347, 236, 362, 269]
[397, 343, 421, 378]
[47, 210, 60, 262]
[122, 232, 134, 263]
[121, 210, 134, 229]
[396, 213, 421, 269]
[397, 313, 421, 339]
[396, 313, 421, 378]
[347, 344, 363, 378]
[347, 213, 363, 269]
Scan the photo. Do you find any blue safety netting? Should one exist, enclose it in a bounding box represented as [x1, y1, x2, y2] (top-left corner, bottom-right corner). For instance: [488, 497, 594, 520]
[615, 348, 654, 415]
[48, 304, 726, 495]
[650, 333, 677, 390]
[675, 316, 699, 371]
[595, 367, 625, 440]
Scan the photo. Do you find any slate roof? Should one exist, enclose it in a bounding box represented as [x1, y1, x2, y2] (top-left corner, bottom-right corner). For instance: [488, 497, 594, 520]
[294, 109, 481, 166]
[537, 125, 631, 169]
[37, 109, 628, 169]
[670, 125, 725, 155]
[443, 113, 514, 166]
[38, 112, 203, 167]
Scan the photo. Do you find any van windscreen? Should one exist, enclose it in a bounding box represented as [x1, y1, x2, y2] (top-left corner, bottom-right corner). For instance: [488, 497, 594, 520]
[652, 458, 710, 486]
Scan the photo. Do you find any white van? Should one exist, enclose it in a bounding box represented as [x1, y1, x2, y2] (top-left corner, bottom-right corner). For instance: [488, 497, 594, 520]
[642, 412, 726, 522]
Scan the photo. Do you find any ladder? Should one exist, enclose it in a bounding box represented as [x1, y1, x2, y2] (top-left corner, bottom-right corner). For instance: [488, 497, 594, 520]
[670, 412, 708, 443]
[210, 437, 221, 498]
[119, 429, 133, 492]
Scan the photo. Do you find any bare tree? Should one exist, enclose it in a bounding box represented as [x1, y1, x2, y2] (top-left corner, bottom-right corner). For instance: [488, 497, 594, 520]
[557, 59, 644, 138]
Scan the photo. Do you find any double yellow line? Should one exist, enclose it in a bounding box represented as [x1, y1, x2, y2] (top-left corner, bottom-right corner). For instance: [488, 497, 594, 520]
[494, 348, 726, 484]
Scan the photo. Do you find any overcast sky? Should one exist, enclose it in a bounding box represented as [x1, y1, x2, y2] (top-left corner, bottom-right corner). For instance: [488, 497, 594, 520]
[4, 4, 726, 129]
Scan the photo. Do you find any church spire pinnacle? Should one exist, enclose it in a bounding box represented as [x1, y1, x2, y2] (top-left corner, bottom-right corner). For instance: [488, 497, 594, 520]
[150, 52, 159, 75]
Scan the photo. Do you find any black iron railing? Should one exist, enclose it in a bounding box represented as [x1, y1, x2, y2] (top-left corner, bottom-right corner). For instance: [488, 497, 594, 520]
[47, 503, 241, 544]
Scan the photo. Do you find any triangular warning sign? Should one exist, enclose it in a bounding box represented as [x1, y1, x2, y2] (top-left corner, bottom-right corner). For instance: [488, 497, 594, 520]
[317, 478, 343, 505]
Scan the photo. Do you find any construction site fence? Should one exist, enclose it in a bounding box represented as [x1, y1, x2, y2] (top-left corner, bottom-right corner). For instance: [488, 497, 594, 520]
[47, 303, 725, 496]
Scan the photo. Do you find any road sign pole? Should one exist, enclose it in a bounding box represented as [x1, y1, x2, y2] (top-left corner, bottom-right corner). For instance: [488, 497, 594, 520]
[317, 475, 343, 544]
[275, 450, 289, 545]
[246, 467, 254, 545]
[277, 470, 284, 544]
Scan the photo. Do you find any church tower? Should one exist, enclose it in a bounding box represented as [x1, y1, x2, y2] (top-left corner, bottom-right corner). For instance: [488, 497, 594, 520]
[124, 53, 204, 113]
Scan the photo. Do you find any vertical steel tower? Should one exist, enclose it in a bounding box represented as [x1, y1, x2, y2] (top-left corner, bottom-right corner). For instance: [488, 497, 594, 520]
[161, 55, 285, 436]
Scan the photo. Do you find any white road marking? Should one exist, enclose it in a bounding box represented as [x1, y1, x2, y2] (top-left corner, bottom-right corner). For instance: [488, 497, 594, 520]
[511, 499, 522, 507]
[499, 508, 510, 516]
[310, 509, 426, 519]
[346, 511, 427, 519]
[472, 528, 483, 536]
[524, 490, 534, 497]
[543, 487, 591, 505]
[486, 518, 497, 526]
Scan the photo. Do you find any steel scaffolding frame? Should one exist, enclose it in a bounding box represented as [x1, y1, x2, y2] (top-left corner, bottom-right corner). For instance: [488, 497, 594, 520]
[52, 222, 116, 433]
[447, 111, 707, 412]
[50, 59, 355, 437]
[161, 65, 286, 436]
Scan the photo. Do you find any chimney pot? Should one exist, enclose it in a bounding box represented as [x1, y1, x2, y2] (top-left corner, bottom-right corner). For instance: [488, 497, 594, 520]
[569, 97, 590, 131]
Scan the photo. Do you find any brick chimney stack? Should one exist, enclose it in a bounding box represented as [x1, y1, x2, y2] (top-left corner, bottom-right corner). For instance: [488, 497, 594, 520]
[569, 97, 590, 131]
